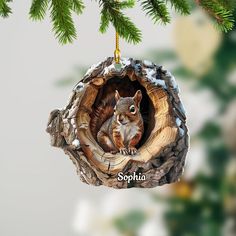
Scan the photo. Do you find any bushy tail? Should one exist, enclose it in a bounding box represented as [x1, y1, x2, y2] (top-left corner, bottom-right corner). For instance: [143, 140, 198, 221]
[90, 94, 115, 140]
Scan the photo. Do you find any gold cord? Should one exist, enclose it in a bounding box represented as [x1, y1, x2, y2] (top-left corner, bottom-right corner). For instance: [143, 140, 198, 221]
[114, 1, 121, 64]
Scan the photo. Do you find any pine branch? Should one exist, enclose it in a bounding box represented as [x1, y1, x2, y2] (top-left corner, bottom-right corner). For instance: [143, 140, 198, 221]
[216, 0, 236, 10]
[140, 0, 170, 24]
[167, 0, 190, 15]
[100, 7, 110, 33]
[98, 0, 142, 44]
[119, 0, 135, 9]
[0, 0, 12, 18]
[112, 11, 142, 43]
[30, 0, 49, 20]
[0, 0, 235, 44]
[196, 0, 234, 32]
[29, 0, 85, 44]
[70, 0, 85, 15]
[50, 0, 77, 44]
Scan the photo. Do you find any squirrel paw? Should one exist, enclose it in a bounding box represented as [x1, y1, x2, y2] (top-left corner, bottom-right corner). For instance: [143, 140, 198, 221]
[119, 148, 129, 155]
[128, 147, 138, 155]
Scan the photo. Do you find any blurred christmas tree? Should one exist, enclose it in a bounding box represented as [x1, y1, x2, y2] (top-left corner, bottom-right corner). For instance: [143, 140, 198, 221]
[160, 8, 236, 236]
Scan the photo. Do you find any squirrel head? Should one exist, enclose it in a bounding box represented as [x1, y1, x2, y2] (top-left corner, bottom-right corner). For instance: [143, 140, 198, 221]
[114, 90, 142, 125]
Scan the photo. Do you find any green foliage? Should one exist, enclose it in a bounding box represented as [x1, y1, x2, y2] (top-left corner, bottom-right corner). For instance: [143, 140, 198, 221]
[161, 8, 236, 236]
[29, 0, 85, 44]
[216, 0, 236, 10]
[168, 0, 190, 15]
[98, 0, 142, 44]
[199, 9, 236, 105]
[70, 0, 85, 15]
[165, 197, 224, 236]
[30, 0, 48, 20]
[0, 0, 12, 17]
[198, 0, 234, 32]
[198, 122, 221, 141]
[50, 0, 75, 44]
[113, 210, 146, 234]
[140, 0, 170, 24]
[0, 0, 235, 44]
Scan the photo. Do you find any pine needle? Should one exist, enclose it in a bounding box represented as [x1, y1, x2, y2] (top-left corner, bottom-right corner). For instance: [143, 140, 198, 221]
[30, 0, 48, 20]
[1, 0, 235, 44]
[140, 0, 171, 24]
[0, 0, 12, 18]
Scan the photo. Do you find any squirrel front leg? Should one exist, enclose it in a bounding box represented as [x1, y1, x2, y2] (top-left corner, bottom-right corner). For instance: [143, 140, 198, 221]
[112, 130, 129, 155]
[128, 131, 142, 155]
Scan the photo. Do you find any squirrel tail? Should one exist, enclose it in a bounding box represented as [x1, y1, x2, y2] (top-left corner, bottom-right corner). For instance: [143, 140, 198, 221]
[90, 94, 115, 140]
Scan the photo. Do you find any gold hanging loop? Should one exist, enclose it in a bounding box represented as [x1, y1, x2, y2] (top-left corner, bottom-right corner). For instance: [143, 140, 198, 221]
[114, 32, 121, 64]
[114, 1, 121, 64]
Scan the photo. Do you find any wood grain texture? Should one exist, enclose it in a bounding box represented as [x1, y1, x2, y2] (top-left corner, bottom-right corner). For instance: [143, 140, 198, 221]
[46, 57, 189, 188]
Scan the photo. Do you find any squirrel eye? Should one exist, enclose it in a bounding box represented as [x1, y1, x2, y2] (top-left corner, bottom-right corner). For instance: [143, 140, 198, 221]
[129, 105, 136, 114]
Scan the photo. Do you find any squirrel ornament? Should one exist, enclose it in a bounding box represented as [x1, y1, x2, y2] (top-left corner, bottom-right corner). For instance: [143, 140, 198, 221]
[97, 90, 144, 155]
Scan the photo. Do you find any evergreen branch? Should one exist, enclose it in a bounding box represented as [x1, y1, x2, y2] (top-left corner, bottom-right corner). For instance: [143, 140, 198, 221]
[215, 0, 236, 10]
[112, 11, 142, 43]
[50, 0, 77, 44]
[1, 0, 235, 44]
[99, 8, 110, 33]
[167, 0, 190, 15]
[30, 0, 84, 44]
[119, 0, 135, 9]
[98, 0, 141, 44]
[196, 0, 234, 32]
[69, 0, 85, 15]
[30, 0, 49, 20]
[0, 0, 12, 18]
[140, 0, 170, 24]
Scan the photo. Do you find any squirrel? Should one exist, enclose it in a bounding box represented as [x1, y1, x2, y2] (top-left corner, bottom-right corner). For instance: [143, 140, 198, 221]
[97, 90, 144, 155]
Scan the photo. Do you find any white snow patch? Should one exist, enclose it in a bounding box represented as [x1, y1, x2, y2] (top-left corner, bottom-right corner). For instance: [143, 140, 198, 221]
[144, 68, 156, 80]
[144, 68, 167, 89]
[169, 75, 179, 91]
[155, 79, 167, 89]
[143, 60, 153, 67]
[121, 57, 131, 66]
[75, 82, 84, 92]
[72, 139, 80, 148]
[176, 117, 182, 127]
[161, 66, 166, 71]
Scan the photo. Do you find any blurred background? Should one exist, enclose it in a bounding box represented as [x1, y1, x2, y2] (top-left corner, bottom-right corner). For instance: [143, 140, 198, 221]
[0, 1, 236, 236]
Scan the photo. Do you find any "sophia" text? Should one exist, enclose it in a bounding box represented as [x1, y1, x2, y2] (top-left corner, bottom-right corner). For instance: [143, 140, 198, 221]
[117, 172, 146, 183]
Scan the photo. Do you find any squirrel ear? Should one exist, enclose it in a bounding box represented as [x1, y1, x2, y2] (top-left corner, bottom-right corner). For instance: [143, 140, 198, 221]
[115, 90, 121, 102]
[133, 90, 142, 106]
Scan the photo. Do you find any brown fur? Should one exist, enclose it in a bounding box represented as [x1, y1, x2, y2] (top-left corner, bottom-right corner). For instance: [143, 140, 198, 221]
[90, 93, 115, 139]
[96, 90, 144, 156]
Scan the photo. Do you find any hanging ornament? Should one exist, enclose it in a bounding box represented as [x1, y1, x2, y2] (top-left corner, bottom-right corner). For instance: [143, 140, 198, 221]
[46, 3, 189, 188]
[46, 55, 189, 188]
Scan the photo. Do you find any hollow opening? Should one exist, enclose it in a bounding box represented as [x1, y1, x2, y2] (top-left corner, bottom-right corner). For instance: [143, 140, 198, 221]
[89, 75, 155, 149]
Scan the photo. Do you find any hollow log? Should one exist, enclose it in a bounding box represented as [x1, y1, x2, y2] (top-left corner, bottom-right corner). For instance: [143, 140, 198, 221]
[46, 57, 189, 188]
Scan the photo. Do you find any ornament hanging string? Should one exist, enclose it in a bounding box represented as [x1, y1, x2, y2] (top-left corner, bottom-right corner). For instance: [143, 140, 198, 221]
[114, 31, 120, 64]
[114, 0, 121, 64]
